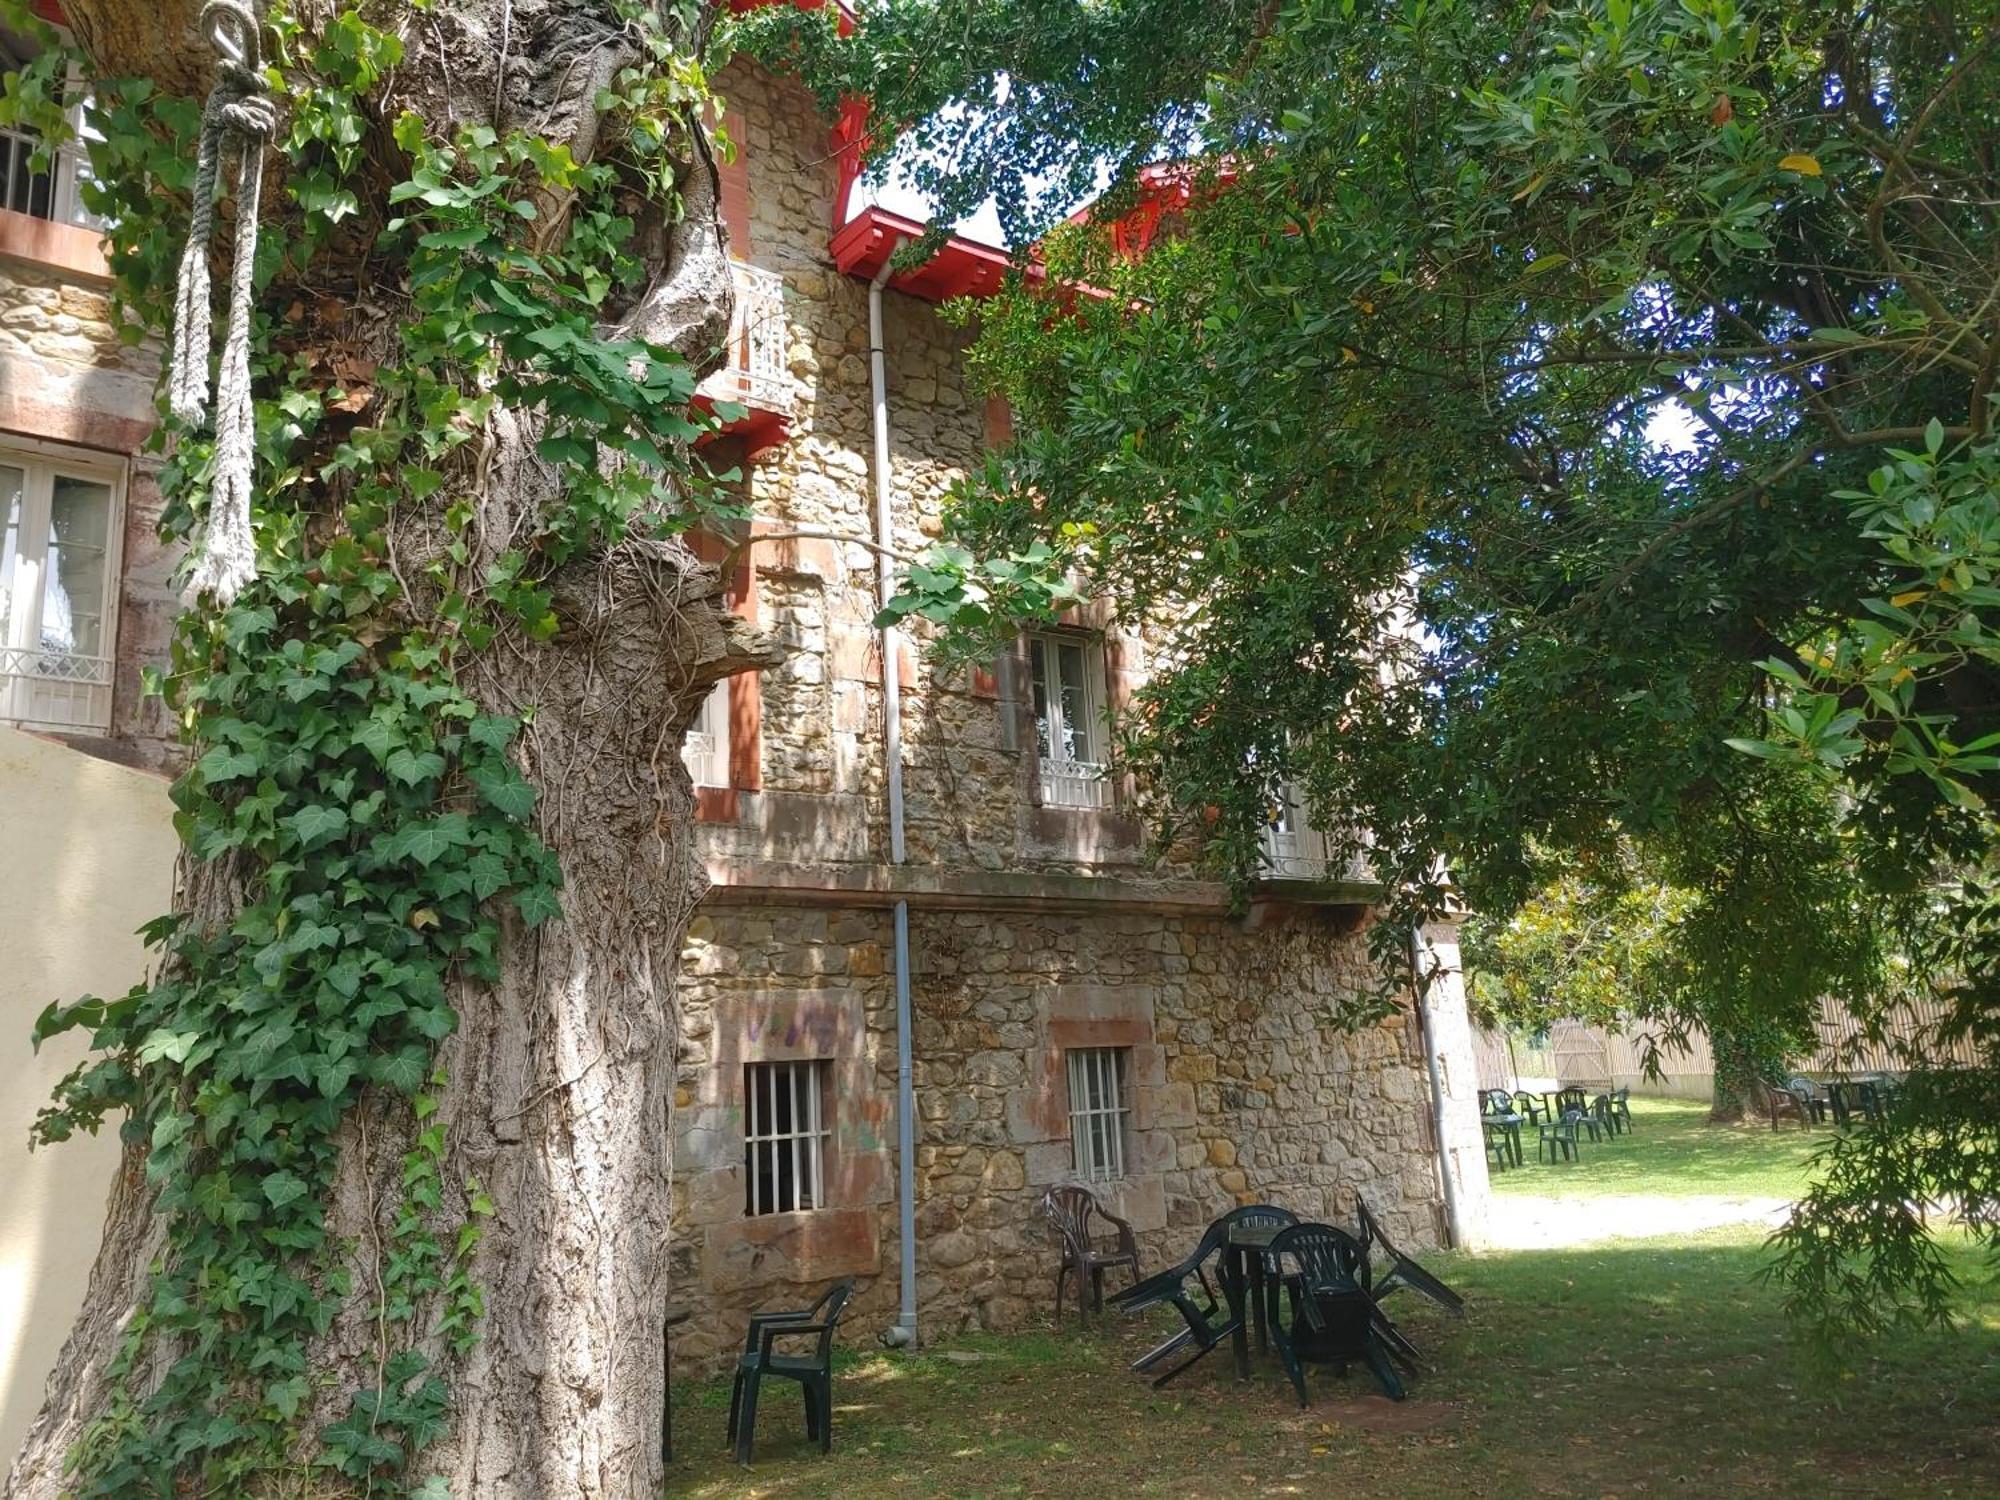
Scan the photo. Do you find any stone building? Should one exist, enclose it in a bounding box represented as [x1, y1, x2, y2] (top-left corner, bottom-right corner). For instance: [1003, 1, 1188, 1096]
[0, 0, 1488, 1438]
[660, 32, 1491, 1367]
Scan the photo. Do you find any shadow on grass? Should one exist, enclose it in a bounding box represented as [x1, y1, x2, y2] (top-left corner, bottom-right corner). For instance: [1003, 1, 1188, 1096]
[666, 1229, 1999, 1498]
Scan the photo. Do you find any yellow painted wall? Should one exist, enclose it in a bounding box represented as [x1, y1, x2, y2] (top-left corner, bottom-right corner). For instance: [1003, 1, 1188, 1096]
[0, 727, 176, 1462]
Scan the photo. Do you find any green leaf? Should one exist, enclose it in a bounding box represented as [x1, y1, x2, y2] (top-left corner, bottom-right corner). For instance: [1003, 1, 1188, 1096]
[262, 1171, 311, 1210]
[387, 747, 448, 787]
[285, 804, 351, 849]
[471, 761, 536, 820]
[514, 884, 562, 927]
[373, 1046, 430, 1094]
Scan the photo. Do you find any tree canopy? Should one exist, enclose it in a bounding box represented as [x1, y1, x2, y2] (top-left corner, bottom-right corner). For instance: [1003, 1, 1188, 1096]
[747, 0, 2000, 1337]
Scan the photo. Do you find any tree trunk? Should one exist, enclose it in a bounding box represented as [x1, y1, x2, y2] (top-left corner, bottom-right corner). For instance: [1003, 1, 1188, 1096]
[1710, 1027, 1763, 1124]
[6, 3, 775, 1494]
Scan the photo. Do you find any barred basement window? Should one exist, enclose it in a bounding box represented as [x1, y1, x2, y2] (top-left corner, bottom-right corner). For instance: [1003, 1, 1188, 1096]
[1066, 1048, 1129, 1183]
[744, 1060, 830, 1216]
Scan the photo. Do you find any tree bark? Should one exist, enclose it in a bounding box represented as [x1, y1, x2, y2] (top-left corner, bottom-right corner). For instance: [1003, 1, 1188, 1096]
[6, 3, 773, 1494]
[1709, 1027, 1763, 1124]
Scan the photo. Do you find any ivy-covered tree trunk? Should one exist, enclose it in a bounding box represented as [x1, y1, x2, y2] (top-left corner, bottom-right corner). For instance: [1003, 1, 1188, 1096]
[1710, 1028, 1765, 1125]
[6, 2, 775, 1495]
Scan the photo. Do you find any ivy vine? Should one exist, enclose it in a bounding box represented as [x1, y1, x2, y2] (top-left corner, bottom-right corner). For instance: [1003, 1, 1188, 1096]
[7, 1, 737, 1491]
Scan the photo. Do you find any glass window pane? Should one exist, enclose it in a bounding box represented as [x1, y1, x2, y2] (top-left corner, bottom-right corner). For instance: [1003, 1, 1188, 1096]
[0, 465, 24, 645]
[1030, 640, 1054, 759]
[42, 474, 112, 658]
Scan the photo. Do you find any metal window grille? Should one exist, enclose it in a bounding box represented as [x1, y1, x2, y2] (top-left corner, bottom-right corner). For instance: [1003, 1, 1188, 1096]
[1029, 632, 1111, 809]
[1067, 1048, 1128, 1183]
[744, 1060, 830, 1216]
[0, 74, 105, 231]
[682, 677, 730, 788]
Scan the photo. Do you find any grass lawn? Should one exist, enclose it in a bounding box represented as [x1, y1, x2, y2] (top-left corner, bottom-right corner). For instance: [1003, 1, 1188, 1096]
[667, 1227, 1999, 1497]
[1491, 1095, 1830, 1201]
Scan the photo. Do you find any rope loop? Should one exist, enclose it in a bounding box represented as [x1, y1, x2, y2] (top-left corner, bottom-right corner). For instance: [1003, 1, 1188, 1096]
[171, 0, 275, 605]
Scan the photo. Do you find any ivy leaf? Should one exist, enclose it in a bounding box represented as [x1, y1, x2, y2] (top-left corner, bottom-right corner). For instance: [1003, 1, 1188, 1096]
[285, 804, 350, 849]
[470, 761, 536, 820]
[466, 850, 511, 900]
[198, 747, 262, 783]
[373, 1046, 430, 1095]
[392, 815, 471, 867]
[387, 747, 448, 787]
[353, 714, 404, 764]
[514, 884, 562, 928]
[263, 1171, 311, 1210]
[466, 714, 518, 751]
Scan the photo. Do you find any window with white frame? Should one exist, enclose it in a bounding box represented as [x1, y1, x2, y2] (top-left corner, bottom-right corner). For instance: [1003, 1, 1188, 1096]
[1028, 631, 1111, 809]
[1261, 775, 1332, 878]
[0, 41, 104, 230]
[744, 1060, 831, 1216]
[2, 445, 122, 733]
[1066, 1047, 1129, 1183]
[682, 677, 730, 788]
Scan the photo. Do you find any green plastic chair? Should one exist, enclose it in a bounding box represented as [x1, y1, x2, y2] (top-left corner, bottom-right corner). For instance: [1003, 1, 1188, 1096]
[727, 1280, 854, 1466]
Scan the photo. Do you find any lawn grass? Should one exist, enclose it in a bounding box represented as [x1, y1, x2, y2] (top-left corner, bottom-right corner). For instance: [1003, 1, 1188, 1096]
[668, 1224, 1999, 1497]
[1491, 1095, 1830, 1200]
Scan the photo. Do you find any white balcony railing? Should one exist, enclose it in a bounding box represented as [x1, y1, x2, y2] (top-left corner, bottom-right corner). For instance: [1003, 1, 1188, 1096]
[1, 645, 113, 733]
[1039, 756, 1112, 810]
[1260, 781, 1333, 879]
[697, 260, 795, 417]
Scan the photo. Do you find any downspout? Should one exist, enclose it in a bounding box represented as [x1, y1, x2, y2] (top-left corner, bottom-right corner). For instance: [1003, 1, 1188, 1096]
[1410, 926, 1467, 1250]
[870, 256, 920, 1347]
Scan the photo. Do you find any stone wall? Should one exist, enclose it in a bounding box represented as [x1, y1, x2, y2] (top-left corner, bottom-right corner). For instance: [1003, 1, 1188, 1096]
[670, 898, 1447, 1371]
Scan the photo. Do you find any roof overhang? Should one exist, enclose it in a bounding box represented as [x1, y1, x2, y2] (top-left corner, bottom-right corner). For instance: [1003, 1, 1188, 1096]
[830, 205, 1026, 302]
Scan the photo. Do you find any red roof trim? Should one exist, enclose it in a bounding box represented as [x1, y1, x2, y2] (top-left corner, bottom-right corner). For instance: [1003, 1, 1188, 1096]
[830, 206, 1025, 303]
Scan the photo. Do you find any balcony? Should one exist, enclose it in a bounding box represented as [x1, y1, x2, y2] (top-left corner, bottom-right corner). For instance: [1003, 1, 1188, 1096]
[695, 260, 796, 455]
[1, 644, 112, 734]
[1260, 781, 1332, 880]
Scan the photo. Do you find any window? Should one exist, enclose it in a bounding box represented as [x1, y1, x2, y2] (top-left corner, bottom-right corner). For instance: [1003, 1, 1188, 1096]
[1261, 776, 1331, 878]
[0, 44, 103, 230]
[1066, 1048, 1129, 1183]
[1028, 632, 1110, 809]
[683, 678, 730, 788]
[744, 1060, 830, 1216]
[1, 445, 121, 732]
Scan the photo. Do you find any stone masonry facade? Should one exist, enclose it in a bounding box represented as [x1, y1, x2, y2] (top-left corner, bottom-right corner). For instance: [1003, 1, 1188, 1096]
[663, 52, 1489, 1373]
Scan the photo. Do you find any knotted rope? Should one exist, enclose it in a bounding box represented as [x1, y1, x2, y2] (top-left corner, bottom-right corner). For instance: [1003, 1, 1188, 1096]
[170, 0, 277, 605]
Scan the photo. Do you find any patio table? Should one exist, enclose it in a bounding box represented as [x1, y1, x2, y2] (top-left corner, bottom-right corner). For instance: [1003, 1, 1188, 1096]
[1221, 1222, 1285, 1380]
[1482, 1111, 1526, 1167]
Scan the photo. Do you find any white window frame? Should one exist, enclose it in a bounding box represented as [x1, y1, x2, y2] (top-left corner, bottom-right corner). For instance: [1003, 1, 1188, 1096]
[683, 677, 730, 788]
[1028, 631, 1111, 809]
[1, 437, 125, 734]
[1066, 1047, 1129, 1183]
[743, 1059, 831, 1217]
[1261, 775, 1333, 878]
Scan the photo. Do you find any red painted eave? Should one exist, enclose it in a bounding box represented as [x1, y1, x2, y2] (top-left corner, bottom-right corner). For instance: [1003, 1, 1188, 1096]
[830, 205, 1026, 302]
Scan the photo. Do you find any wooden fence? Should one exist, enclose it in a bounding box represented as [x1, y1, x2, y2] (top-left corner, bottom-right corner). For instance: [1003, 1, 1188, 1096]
[1475, 993, 1979, 1100]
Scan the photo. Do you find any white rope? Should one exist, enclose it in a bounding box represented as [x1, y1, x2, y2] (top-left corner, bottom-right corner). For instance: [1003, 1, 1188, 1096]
[171, 0, 276, 606]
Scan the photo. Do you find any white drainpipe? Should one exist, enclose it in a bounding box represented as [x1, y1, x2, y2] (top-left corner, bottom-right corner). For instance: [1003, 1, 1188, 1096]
[869, 256, 920, 1346]
[1410, 925, 1467, 1249]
